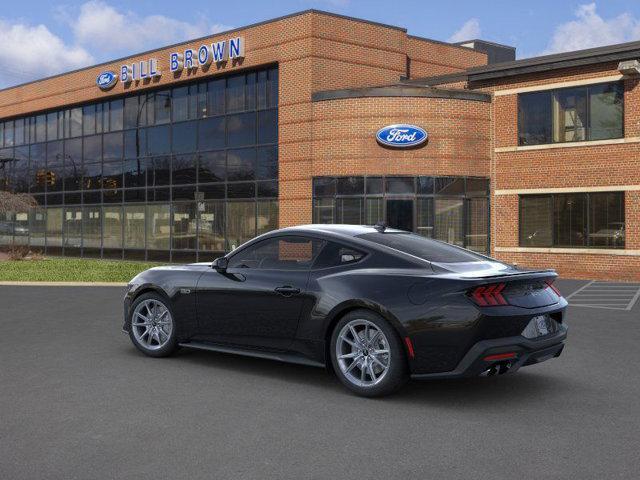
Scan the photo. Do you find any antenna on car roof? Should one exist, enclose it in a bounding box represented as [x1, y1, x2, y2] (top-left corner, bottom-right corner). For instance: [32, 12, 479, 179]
[373, 221, 387, 233]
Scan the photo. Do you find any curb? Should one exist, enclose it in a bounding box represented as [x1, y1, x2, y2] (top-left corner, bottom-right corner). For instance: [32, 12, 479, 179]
[0, 281, 128, 287]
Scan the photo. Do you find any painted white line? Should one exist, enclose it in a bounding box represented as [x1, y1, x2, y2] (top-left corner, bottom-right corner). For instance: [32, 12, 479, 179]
[564, 280, 595, 300]
[570, 304, 628, 310]
[0, 281, 127, 287]
[626, 286, 640, 311]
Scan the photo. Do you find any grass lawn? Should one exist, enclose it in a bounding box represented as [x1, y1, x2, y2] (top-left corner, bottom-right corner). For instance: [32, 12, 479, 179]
[0, 258, 164, 283]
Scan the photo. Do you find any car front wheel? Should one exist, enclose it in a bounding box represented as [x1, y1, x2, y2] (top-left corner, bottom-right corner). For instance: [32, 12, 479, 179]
[330, 309, 408, 397]
[128, 293, 178, 357]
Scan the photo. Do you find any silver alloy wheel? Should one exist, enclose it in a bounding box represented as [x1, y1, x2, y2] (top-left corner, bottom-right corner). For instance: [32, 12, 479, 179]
[131, 299, 173, 351]
[336, 319, 391, 387]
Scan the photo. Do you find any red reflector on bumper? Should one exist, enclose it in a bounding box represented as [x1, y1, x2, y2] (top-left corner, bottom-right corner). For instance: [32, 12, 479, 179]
[484, 352, 517, 362]
[404, 337, 415, 359]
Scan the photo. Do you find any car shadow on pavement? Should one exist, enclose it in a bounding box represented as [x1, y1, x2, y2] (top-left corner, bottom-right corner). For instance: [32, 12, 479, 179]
[119, 344, 583, 404]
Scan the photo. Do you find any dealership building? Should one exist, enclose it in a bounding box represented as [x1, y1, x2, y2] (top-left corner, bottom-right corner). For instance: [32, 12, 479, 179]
[0, 10, 638, 280]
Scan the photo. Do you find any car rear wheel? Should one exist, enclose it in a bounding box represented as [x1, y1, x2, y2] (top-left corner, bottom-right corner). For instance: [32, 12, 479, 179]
[129, 293, 178, 357]
[330, 309, 408, 397]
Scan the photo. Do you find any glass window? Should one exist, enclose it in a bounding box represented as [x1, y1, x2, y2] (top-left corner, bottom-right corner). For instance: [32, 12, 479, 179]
[416, 176, 434, 195]
[553, 87, 588, 143]
[314, 178, 336, 197]
[268, 68, 278, 108]
[365, 198, 383, 225]
[314, 198, 334, 224]
[13, 146, 29, 193]
[172, 86, 189, 122]
[103, 132, 123, 160]
[83, 161, 101, 191]
[123, 158, 145, 188]
[35, 115, 46, 143]
[227, 201, 255, 250]
[124, 205, 145, 249]
[336, 198, 362, 224]
[257, 70, 268, 110]
[83, 105, 96, 135]
[257, 109, 277, 144]
[124, 128, 145, 158]
[227, 112, 256, 147]
[366, 177, 383, 195]
[0, 212, 14, 245]
[172, 120, 198, 153]
[147, 204, 170, 251]
[147, 125, 171, 155]
[4, 121, 14, 146]
[198, 151, 226, 183]
[386, 177, 414, 195]
[198, 201, 225, 252]
[519, 196, 555, 247]
[172, 202, 196, 250]
[102, 160, 123, 190]
[313, 242, 366, 269]
[435, 198, 464, 247]
[466, 178, 489, 197]
[228, 182, 255, 198]
[589, 83, 623, 141]
[47, 113, 59, 141]
[227, 148, 255, 181]
[336, 177, 364, 195]
[110, 100, 124, 131]
[172, 154, 197, 185]
[149, 156, 171, 186]
[64, 207, 82, 249]
[207, 79, 225, 116]
[519, 82, 623, 145]
[96, 103, 105, 133]
[30, 143, 47, 193]
[358, 232, 483, 263]
[257, 200, 278, 235]
[246, 72, 256, 110]
[12, 211, 29, 246]
[226, 74, 245, 113]
[124, 96, 139, 129]
[83, 206, 102, 249]
[554, 193, 587, 247]
[198, 116, 225, 150]
[257, 180, 277, 198]
[256, 146, 277, 180]
[103, 206, 123, 249]
[416, 197, 434, 238]
[435, 177, 464, 195]
[83, 135, 102, 163]
[228, 236, 324, 270]
[518, 91, 552, 145]
[46, 207, 63, 247]
[69, 108, 83, 138]
[154, 91, 171, 124]
[588, 192, 625, 248]
[466, 198, 488, 253]
[29, 207, 46, 247]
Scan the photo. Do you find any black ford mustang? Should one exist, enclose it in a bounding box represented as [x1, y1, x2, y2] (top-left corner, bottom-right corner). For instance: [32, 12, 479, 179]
[123, 224, 568, 397]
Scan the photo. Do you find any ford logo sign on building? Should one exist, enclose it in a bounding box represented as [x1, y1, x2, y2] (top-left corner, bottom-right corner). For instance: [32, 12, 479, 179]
[376, 124, 428, 148]
[96, 71, 118, 90]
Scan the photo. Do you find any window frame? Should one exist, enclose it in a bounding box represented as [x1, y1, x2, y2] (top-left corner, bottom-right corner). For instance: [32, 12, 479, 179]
[517, 81, 624, 146]
[518, 192, 625, 249]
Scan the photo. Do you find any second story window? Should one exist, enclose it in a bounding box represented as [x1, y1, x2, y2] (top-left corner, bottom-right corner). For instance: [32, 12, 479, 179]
[518, 82, 623, 146]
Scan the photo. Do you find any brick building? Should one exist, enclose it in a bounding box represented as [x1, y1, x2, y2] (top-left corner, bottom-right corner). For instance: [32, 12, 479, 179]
[0, 10, 637, 280]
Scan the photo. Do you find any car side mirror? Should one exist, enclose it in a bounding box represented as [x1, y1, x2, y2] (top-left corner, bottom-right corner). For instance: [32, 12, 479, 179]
[212, 257, 228, 272]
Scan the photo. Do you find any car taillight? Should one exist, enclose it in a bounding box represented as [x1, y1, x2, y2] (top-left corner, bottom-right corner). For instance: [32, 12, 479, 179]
[545, 279, 562, 297]
[469, 283, 508, 306]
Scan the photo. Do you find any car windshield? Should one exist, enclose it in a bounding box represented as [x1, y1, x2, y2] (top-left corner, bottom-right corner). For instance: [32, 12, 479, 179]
[357, 232, 486, 263]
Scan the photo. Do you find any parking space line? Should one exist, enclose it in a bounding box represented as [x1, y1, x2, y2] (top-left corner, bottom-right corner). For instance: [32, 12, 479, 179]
[626, 287, 640, 311]
[564, 280, 595, 300]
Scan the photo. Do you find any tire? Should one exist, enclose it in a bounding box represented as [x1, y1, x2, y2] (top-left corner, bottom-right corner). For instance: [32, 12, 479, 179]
[330, 309, 408, 397]
[128, 292, 179, 358]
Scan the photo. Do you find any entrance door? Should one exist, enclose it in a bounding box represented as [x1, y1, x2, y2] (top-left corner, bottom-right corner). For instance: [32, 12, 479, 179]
[386, 199, 414, 232]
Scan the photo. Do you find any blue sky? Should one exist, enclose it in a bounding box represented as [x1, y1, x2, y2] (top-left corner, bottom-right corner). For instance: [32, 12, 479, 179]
[2, 1, 640, 88]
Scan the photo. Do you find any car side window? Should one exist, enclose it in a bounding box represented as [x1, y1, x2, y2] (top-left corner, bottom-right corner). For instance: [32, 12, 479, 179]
[227, 236, 326, 270]
[312, 241, 366, 269]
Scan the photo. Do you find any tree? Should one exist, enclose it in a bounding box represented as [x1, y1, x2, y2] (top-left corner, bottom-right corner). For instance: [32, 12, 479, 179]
[0, 191, 37, 215]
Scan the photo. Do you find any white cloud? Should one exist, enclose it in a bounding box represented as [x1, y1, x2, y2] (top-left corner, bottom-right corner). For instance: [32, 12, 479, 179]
[542, 3, 640, 54]
[448, 18, 481, 43]
[0, 20, 93, 88]
[70, 1, 232, 55]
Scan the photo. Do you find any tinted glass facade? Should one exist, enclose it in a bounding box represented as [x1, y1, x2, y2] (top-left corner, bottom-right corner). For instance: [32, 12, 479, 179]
[0, 66, 278, 261]
[313, 176, 490, 253]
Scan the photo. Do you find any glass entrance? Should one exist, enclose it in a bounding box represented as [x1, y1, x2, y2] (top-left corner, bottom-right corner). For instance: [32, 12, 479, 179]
[386, 199, 414, 232]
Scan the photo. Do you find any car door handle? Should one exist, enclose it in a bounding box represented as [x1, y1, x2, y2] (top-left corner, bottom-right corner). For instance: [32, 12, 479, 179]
[274, 285, 301, 297]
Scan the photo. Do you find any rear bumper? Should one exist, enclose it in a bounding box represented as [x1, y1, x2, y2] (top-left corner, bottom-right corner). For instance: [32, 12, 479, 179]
[411, 324, 567, 380]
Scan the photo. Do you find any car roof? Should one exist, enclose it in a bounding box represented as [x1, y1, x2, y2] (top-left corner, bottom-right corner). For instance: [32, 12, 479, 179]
[275, 224, 406, 238]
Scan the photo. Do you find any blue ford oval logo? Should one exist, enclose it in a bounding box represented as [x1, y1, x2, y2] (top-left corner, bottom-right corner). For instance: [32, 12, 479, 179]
[376, 124, 428, 148]
[96, 71, 118, 90]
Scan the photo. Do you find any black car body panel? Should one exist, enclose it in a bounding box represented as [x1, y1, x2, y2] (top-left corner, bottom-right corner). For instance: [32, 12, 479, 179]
[123, 225, 568, 377]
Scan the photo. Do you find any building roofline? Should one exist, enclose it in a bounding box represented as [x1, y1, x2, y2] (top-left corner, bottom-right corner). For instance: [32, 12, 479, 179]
[453, 39, 516, 51]
[0, 9, 407, 95]
[401, 71, 469, 86]
[312, 84, 491, 103]
[406, 34, 481, 53]
[467, 40, 640, 81]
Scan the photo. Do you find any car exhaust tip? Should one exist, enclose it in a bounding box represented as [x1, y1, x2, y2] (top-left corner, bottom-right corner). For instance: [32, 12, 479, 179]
[480, 361, 512, 377]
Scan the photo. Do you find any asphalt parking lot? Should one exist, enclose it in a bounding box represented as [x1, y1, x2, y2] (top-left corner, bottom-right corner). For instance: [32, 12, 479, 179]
[1, 280, 639, 480]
